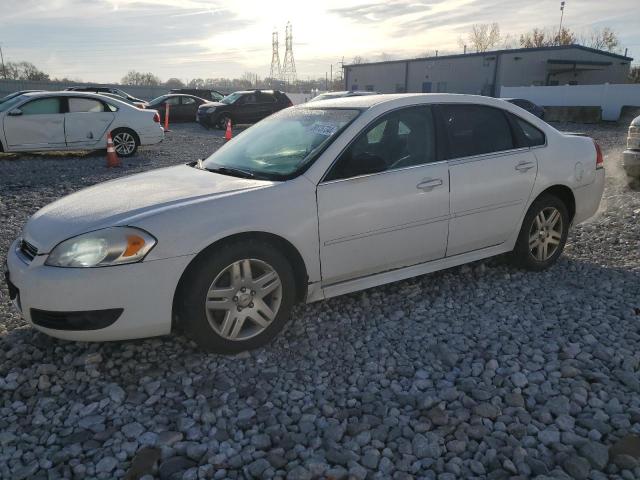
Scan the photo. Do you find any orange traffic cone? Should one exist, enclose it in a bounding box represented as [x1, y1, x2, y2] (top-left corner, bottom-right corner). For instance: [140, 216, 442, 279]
[106, 132, 121, 168]
[225, 119, 232, 141]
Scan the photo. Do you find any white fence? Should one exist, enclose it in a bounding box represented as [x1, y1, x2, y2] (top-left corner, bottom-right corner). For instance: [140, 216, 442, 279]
[500, 84, 640, 121]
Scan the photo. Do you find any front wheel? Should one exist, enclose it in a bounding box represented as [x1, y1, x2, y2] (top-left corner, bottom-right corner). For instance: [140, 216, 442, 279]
[177, 240, 297, 353]
[111, 129, 139, 157]
[512, 194, 569, 271]
[216, 113, 231, 130]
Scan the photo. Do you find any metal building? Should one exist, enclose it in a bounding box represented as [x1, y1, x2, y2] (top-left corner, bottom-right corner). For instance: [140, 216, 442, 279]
[344, 45, 633, 97]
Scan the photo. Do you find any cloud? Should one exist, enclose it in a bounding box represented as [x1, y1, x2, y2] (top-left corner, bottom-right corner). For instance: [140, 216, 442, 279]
[329, 1, 442, 23]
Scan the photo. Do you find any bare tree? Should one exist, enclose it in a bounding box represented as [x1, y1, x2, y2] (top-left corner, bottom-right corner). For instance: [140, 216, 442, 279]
[501, 33, 517, 50]
[630, 66, 640, 84]
[580, 27, 620, 52]
[520, 26, 575, 48]
[554, 27, 576, 46]
[121, 71, 161, 86]
[165, 77, 184, 89]
[351, 56, 367, 64]
[467, 23, 501, 52]
[4, 61, 49, 81]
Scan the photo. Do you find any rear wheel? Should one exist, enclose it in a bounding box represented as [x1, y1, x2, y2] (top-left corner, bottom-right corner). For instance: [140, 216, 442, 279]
[177, 240, 296, 353]
[512, 193, 569, 271]
[111, 129, 139, 157]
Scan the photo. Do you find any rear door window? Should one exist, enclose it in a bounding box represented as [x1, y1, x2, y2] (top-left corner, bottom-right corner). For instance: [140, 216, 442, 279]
[68, 98, 106, 112]
[514, 116, 546, 147]
[438, 104, 514, 159]
[20, 98, 62, 115]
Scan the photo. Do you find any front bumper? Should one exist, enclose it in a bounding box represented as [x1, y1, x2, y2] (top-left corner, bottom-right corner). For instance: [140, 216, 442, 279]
[622, 150, 640, 177]
[5, 239, 194, 341]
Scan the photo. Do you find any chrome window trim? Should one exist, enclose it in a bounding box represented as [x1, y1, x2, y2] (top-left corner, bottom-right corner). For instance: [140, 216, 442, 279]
[320, 158, 449, 186]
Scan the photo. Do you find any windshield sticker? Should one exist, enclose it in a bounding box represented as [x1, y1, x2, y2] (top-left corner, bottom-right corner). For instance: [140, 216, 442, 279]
[308, 122, 338, 136]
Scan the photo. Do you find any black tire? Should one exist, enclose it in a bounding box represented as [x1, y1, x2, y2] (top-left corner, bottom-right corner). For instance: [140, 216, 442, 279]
[512, 193, 569, 271]
[111, 128, 139, 157]
[216, 113, 232, 130]
[177, 239, 297, 353]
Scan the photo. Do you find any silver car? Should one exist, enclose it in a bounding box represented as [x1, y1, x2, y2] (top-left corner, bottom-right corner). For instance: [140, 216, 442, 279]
[0, 91, 163, 157]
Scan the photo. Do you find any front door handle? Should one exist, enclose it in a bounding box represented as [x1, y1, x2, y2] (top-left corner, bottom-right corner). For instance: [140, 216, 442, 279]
[416, 178, 443, 191]
[515, 161, 535, 172]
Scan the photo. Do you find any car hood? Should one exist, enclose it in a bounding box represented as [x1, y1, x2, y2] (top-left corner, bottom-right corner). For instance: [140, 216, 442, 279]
[23, 165, 273, 253]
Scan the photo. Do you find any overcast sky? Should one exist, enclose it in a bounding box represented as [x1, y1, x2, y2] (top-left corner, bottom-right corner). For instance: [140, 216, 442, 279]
[1, 0, 638, 83]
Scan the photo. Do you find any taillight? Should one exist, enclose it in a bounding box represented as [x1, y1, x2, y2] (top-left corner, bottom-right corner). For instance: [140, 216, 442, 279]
[593, 140, 604, 169]
[153, 112, 160, 123]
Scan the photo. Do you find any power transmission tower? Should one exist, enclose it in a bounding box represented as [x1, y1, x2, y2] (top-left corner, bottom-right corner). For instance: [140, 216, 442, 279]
[269, 30, 281, 83]
[281, 22, 297, 85]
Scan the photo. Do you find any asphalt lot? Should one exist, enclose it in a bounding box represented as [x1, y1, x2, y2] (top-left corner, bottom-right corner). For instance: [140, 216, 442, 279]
[0, 121, 639, 480]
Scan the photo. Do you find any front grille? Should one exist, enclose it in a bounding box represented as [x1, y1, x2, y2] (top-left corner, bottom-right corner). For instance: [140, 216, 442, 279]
[19, 240, 38, 262]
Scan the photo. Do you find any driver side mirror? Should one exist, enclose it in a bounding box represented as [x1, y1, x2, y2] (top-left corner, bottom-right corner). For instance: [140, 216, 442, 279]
[8, 109, 22, 117]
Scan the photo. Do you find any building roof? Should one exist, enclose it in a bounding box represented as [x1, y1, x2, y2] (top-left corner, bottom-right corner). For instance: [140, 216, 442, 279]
[344, 44, 633, 68]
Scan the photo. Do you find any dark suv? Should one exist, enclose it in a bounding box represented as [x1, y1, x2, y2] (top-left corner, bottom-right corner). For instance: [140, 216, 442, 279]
[197, 90, 293, 129]
[170, 88, 225, 102]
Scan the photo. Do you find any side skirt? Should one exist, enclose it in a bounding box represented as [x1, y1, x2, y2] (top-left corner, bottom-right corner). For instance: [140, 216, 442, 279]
[316, 243, 512, 302]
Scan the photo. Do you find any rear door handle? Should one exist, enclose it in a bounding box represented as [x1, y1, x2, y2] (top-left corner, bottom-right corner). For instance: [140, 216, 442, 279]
[515, 161, 535, 172]
[416, 178, 443, 191]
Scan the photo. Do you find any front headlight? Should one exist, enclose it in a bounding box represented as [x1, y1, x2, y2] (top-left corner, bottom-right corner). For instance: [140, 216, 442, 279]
[207, 107, 217, 114]
[45, 227, 157, 268]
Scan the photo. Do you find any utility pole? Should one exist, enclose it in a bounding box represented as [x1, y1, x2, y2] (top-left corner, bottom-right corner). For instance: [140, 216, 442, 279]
[330, 64, 332, 89]
[557, 1, 566, 45]
[0, 45, 6, 79]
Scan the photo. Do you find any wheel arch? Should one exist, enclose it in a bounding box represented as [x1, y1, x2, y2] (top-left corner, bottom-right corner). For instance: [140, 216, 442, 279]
[171, 231, 309, 332]
[110, 126, 140, 145]
[534, 184, 576, 222]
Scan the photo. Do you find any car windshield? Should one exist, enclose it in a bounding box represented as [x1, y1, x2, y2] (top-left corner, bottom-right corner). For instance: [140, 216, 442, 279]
[202, 108, 360, 179]
[220, 92, 243, 104]
[0, 94, 26, 112]
[0, 92, 22, 104]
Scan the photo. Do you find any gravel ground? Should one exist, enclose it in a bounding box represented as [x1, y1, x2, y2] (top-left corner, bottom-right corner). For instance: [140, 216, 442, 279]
[0, 121, 639, 480]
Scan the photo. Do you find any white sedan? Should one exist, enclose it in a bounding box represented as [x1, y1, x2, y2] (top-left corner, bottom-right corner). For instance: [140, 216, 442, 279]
[5, 94, 605, 353]
[0, 91, 163, 157]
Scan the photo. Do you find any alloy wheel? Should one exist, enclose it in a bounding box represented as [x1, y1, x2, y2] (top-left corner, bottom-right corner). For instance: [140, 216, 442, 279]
[113, 132, 136, 156]
[528, 207, 563, 262]
[205, 258, 282, 341]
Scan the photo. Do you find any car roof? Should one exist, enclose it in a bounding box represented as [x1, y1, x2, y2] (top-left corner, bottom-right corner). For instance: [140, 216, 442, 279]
[300, 93, 530, 110]
[19, 91, 119, 98]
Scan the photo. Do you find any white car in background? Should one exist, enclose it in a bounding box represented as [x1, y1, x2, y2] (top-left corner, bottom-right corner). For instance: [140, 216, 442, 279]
[0, 91, 163, 157]
[5, 94, 605, 353]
